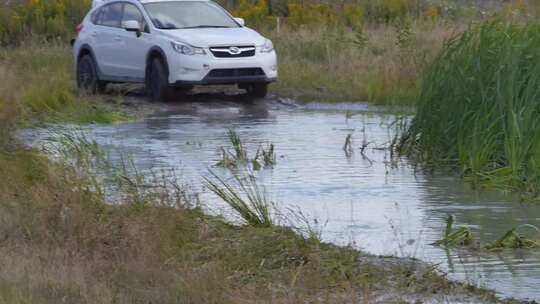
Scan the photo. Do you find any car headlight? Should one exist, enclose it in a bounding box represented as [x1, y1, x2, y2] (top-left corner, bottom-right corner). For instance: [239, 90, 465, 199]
[260, 39, 274, 53]
[171, 42, 206, 55]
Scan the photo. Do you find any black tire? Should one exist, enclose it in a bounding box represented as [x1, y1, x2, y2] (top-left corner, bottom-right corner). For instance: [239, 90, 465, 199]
[245, 83, 268, 99]
[77, 55, 107, 94]
[147, 58, 173, 101]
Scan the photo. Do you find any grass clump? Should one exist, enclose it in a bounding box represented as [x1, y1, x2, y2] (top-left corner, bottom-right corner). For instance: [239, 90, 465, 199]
[400, 20, 540, 193]
[204, 171, 274, 228]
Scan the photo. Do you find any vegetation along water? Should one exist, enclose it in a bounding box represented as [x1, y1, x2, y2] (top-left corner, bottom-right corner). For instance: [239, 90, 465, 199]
[2, 0, 540, 302]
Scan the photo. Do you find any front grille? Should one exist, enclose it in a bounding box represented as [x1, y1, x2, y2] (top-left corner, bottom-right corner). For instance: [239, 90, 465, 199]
[207, 68, 265, 78]
[210, 46, 256, 58]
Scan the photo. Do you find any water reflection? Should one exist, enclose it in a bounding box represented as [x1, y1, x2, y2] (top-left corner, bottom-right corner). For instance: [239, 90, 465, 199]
[18, 100, 540, 301]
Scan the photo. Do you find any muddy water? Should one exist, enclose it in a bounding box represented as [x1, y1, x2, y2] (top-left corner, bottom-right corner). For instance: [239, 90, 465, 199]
[20, 98, 540, 301]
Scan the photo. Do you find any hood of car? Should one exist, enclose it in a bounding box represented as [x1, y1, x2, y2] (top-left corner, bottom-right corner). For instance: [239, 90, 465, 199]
[160, 27, 266, 48]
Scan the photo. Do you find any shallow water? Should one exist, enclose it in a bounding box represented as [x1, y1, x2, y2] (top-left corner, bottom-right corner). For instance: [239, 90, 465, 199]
[20, 99, 540, 301]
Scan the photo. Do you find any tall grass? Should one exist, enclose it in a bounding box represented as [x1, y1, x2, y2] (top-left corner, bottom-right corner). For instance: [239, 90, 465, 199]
[270, 24, 440, 103]
[400, 20, 540, 193]
[0, 43, 130, 125]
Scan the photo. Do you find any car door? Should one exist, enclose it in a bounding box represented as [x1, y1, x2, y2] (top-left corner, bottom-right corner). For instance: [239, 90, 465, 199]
[115, 3, 153, 79]
[93, 2, 125, 77]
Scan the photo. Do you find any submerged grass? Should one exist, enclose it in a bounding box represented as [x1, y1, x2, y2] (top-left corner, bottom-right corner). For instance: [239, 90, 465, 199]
[400, 20, 540, 194]
[254, 143, 276, 169]
[215, 129, 247, 169]
[433, 216, 540, 250]
[432, 216, 475, 247]
[485, 225, 540, 250]
[216, 129, 277, 170]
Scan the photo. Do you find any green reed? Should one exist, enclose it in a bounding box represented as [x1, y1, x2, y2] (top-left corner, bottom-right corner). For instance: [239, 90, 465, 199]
[400, 20, 540, 194]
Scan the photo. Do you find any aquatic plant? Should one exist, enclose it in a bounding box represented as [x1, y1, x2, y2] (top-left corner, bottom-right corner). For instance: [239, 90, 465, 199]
[216, 130, 277, 171]
[343, 133, 353, 157]
[227, 129, 247, 161]
[433, 216, 540, 250]
[400, 20, 540, 193]
[485, 224, 540, 250]
[215, 129, 247, 169]
[204, 170, 275, 228]
[254, 143, 276, 169]
[216, 147, 239, 169]
[432, 216, 475, 247]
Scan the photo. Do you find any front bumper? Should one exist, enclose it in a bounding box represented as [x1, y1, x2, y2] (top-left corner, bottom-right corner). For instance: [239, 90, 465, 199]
[174, 68, 276, 86]
[167, 49, 278, 85]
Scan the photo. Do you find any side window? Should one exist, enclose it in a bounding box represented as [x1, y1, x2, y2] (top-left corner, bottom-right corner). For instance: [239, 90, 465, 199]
[100, 3, 123, 27]
[122, 3, 149, 32]
[91, 9, 101, 24]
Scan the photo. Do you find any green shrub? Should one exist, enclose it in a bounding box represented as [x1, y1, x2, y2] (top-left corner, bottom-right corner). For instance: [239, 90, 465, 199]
[232, 0, 274, 30]
[0, 0, 91, 45]
[364, 0, 420, 22]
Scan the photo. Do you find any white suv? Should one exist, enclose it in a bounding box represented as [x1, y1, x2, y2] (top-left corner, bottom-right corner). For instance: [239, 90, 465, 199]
[73, 0, 278, 100]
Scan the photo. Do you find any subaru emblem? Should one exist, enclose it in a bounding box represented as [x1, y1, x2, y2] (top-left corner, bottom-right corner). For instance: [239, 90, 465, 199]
[229, 47, 241, 55]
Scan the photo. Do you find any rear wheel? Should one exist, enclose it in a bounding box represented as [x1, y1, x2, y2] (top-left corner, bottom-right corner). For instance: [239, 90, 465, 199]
[147, 58, 173, 101]
[77, 55, 107, 94]
[244, 83, 268, 99]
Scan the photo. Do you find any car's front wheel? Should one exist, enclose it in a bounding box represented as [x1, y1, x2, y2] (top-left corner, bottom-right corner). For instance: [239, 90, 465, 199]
[244, 83, 268, 99]
[147, 58, 173, 102]
[77, 55, 106, 94]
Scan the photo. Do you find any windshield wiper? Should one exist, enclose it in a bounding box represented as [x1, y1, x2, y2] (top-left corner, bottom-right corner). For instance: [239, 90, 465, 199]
[181, 25, 232, 29]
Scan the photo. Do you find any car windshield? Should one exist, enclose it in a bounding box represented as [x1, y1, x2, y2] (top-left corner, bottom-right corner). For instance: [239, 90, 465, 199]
[143, 1, 239, 30]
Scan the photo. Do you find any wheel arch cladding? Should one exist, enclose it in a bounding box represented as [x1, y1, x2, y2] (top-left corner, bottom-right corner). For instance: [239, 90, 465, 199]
[77, 44, 104, 78]
[146, 46, 170, 77]
[78, 44, 96, 62]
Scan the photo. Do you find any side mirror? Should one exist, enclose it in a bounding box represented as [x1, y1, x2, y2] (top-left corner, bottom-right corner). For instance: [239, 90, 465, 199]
[234, 17, 245, 27]
[123, 20, 141, 36]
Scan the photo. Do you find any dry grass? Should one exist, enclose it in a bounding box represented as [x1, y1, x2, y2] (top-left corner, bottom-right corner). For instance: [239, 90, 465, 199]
[270, 22, 458, 103]
[0, 153, 510, 303]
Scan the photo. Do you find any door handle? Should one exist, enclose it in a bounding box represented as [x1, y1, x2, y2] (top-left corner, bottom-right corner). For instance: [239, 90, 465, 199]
[91, 31, 97, 37]
[114, 36, 122, 42]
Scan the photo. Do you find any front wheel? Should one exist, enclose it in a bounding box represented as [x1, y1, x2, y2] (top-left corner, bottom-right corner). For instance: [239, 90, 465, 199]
[147, 58, 173, 102]
[244, 83, 268, 99]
